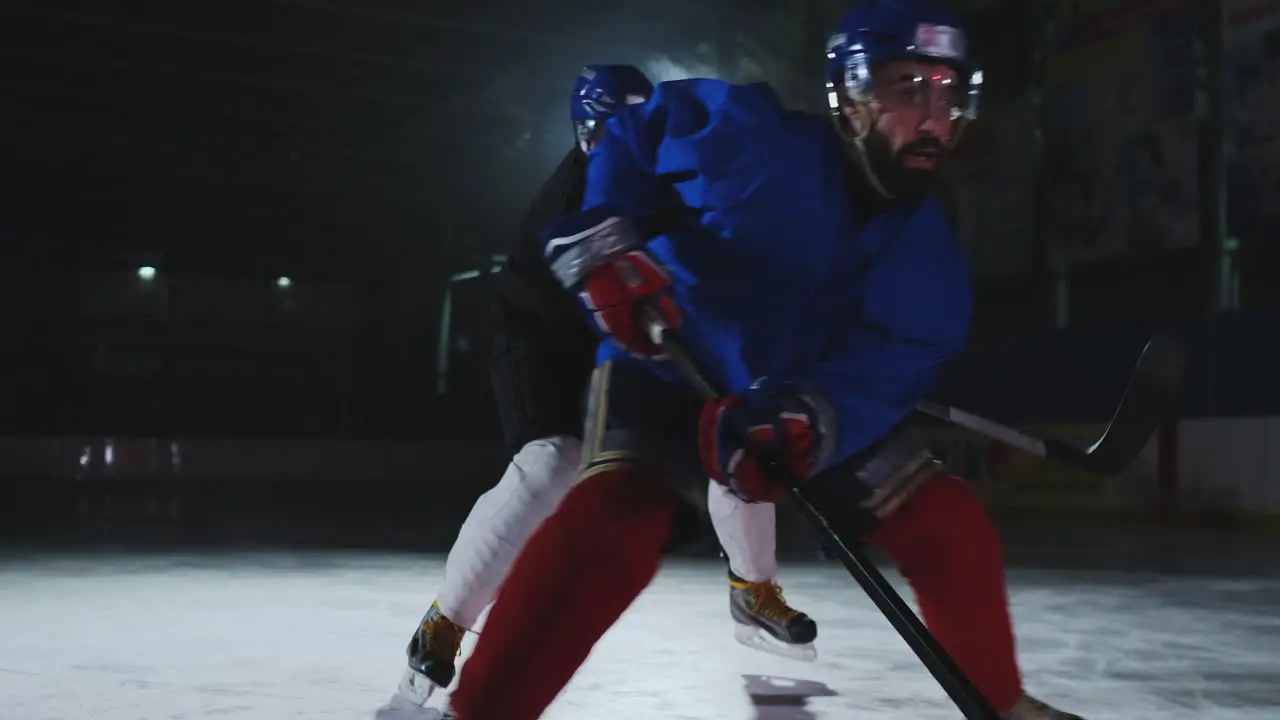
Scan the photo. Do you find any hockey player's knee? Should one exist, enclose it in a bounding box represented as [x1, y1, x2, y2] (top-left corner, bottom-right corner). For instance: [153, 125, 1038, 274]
[912, 474, 1001, 562]
[565, 464, 673, 520]
[515, 435, 582, 469]
[555, 465, 675, 553]
[507, 435, 582, 508]
[871, 473, 999, 568]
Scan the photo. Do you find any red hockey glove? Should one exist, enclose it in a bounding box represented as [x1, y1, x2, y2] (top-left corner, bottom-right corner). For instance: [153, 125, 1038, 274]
[698, 379, 824, 504]
[578, 250, 681, 357]
[541, 208, 682, 358]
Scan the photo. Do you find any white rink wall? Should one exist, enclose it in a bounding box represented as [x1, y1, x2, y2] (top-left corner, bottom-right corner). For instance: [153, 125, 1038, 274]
[1178, 418, 1280, 517]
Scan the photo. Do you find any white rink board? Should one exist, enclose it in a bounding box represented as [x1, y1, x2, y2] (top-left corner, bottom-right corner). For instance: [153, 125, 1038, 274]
[1178, 417, 1280, 515]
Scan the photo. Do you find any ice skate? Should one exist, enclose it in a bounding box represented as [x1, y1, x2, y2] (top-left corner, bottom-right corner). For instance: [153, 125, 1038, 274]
[397, 600, 466, 706]
[999, 694, 1084, 719]
[375, 692, 456, 720]
[728, 570, 818, 661]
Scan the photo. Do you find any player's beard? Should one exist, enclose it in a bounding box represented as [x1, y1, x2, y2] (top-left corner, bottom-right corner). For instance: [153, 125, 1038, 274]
[862, 129, 942, 200]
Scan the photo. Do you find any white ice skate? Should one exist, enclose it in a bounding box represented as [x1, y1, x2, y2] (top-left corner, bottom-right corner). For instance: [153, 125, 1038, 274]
[374, 691, 456, 720]
[397, 666, 449, 709]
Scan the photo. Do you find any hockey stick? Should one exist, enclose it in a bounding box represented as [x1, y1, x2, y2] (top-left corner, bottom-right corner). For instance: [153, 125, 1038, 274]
[647, 321, 1001, 720]
[916, 334, 1187, 475]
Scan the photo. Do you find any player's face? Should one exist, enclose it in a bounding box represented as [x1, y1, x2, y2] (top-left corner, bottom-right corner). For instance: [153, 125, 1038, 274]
[840, 59, 963, 198]
[868, 60, 960, 170]
[576, 118, 601, 152]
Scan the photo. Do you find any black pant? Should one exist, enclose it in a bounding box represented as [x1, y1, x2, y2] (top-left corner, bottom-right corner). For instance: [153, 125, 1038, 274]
[580, 360, 706, 504]
[579, 359, 709, 547]
[489, 330, 597, 456]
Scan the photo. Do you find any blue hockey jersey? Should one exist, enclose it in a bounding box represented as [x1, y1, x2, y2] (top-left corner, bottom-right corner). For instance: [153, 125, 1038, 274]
[582, 78, 973, 470]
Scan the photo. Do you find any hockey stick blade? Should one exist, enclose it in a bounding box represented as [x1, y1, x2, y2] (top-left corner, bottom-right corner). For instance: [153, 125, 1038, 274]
[917, 334, 1188, 475]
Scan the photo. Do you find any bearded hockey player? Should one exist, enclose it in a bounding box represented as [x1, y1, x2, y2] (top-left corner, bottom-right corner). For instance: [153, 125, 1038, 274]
[439, 1, 1086, 718]
[399, 64, 817, 709]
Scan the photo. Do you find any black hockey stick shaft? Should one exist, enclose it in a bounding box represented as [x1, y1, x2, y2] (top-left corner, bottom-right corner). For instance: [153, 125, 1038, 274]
[649, 322, 1001, 720]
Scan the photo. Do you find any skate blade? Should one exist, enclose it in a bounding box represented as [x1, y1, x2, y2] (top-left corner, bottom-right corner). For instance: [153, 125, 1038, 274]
[374, 692, 453, 719]
[733, 623, 817, 662]
[396, 666, 444, 707]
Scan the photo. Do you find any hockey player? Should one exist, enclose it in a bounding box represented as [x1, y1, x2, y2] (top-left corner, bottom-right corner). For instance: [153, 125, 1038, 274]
[440, 2, 1084, 719]
[399, 64, 816, 708]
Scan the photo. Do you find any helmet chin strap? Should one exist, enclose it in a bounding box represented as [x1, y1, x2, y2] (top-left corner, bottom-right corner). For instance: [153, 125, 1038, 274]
[835, 99, 896, 200]
[836, 96, 971, 202]
[850, 134, 896, 200]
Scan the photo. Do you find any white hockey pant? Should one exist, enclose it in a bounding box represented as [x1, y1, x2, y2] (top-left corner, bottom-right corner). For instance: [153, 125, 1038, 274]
[435, 435, 582, 628]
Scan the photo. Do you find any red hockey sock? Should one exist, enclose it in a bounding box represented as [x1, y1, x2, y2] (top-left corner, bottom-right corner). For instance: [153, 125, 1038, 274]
[450, 467, 676, 720]
[863, 474, 1023, 713]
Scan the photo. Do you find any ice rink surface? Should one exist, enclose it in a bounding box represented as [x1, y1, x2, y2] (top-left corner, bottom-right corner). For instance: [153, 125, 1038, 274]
[2, 546, 1278, 720]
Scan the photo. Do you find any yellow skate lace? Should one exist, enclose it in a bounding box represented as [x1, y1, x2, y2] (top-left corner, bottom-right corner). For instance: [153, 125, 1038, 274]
[748, 581, 800, 622]
[422, 606, 466, 660]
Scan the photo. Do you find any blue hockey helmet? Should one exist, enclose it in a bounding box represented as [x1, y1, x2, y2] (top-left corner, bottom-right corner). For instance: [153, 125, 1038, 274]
[570, 64, 653, 152]
[825, 0, 982, 137]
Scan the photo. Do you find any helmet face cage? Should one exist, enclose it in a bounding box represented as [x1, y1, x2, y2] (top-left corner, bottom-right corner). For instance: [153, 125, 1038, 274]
[570, 65, 653, 152]
[826, 28, 982, 146]
[574, 117, 600, 153]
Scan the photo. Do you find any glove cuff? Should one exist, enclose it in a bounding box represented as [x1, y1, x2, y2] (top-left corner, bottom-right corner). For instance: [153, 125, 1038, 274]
[744, 378, 837, 478]
[544, 213, 644, 289]
[796, 388, 837, 475]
